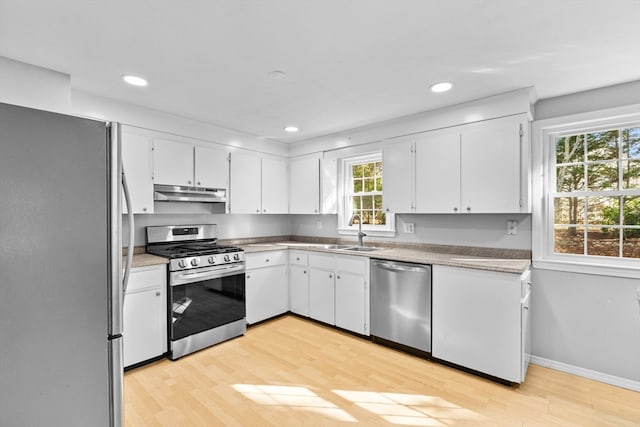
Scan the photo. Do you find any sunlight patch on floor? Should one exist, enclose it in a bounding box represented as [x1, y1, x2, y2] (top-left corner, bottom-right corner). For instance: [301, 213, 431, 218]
[232, 384, 357, 422]
[332, 389, 484, 426]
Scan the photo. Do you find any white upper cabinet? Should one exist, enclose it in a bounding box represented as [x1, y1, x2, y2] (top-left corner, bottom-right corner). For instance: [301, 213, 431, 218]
[230, 151, 288, 214]
[460, 115, 524, 213]
[382, 137, 415, 213]
[153, 137, 229, 189]
[194, 145, 229, 189]
[262, 157, 289, 214]
[382, 114, 529, 214]
[321, 157, 338, 214]
[289, 156, 320, 214]
[121, 127, 154, 214]
[153, 138, 194, 186]
[230, 151, 262, 213]
[415, 128, 461, 213]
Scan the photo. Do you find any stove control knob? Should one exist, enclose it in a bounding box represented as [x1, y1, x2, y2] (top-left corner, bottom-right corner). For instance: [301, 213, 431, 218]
[190, 258, 199, 267]
[208, 256, 215, 265]
[233, 253, 240, 261]
[178, 260, 187, 269]
[224, 255, 231, 262]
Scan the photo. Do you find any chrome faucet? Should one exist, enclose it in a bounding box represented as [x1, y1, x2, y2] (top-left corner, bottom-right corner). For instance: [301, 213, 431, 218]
[349, 214, 367, 247]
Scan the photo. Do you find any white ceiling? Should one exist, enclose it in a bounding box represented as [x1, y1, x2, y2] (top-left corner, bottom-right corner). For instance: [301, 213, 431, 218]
[1, 0, 639, 143]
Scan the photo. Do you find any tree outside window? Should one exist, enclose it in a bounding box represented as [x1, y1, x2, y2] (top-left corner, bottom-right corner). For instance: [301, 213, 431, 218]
[553, 126, 640, 258]
[349, 160, 386, 225]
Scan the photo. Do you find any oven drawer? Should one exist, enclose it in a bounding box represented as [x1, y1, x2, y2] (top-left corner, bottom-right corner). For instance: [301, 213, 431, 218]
[246, 250, 287, 269]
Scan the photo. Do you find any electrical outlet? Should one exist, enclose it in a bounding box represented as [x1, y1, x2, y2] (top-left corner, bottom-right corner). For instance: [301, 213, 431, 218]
[507, 220, 518, 236]
[404, 223, 415, 233]
[316, 221, 323, 230]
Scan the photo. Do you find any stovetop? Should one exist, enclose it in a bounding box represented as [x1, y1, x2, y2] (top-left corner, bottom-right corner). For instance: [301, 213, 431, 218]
[146, 242, 243, 259]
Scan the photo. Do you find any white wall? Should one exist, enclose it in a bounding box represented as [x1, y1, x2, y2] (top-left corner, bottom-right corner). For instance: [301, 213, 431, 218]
[531, 80, 640, 388]
[292, 213, 532, 250]
[0, 57, 71, 113]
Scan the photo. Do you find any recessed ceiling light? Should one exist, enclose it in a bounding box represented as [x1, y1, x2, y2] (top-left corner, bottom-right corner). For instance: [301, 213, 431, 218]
[268, 70, 287, 80]
[122, 74, 148, 87]
[284, 126, 299, 133]
[430, 81, 453, 93]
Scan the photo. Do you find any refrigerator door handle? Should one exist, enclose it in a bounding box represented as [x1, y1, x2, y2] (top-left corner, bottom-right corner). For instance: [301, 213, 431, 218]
[109, 337, 124, 427]
[121, 163, 134, 295]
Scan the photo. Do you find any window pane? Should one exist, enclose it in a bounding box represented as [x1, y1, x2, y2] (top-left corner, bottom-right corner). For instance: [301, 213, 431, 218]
[622, 127, 640, 159]
[375, 210, 386, 225]
[352, 196, 361, 210]
[375, 162, 383, 178]
[587, 227, 620, 257]
[623, 196, 640, 226]
[554, 197, 584, 225]
[554, 226, 584, 254]
[364, 178, 375, 192]
[555, 134, 584, 164]
[362, 211, 372, 224]
[352, 164, 364, 178]
[622, 160, 640, 189]
[362, 196, 373, 209]
[623, 227, 640, 258]
[374, 195, 383, 209]
[376, 176, 383, 191]
[587, 162, 618, 191]
[556, 165, 585, 192]
[353, 179, 362, 193]
[587, 130, 618, 162]
[587, 196, 619, 225]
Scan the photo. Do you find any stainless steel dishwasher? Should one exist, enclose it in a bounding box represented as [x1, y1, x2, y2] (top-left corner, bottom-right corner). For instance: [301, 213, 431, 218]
[371, 259, 432, 353]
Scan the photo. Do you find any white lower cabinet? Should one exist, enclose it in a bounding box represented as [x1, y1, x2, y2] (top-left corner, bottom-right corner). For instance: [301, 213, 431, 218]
[307, 253, 370, 335]
[245, 251, 288, 324]
[432, 265, 530, 383]
[289, 251, 310, 316]
[123, 265, 167, 368]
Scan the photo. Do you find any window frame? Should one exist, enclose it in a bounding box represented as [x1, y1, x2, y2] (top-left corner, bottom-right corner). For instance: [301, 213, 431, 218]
[337, 152, 396, 237]
[532, 105, 640, 278]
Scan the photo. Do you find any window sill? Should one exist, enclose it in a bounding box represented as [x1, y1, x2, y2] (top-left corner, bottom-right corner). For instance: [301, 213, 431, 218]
[337, 228, 396, 238]
[533, 258, 640, 279]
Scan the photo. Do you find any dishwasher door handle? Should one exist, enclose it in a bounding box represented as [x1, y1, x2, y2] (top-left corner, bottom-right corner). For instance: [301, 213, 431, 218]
[374, 261, 430, 274]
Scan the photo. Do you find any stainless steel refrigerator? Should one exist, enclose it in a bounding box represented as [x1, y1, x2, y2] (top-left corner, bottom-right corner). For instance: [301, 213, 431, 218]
[0, 102, 131, 426]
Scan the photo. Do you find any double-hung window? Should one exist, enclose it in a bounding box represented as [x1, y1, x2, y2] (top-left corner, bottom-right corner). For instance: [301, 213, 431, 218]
[534, 108, 640, 276]
[338, 152, 395, 236]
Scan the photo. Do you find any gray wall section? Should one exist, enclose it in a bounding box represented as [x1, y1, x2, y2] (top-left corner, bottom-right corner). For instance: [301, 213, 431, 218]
[532, 80, 640, 384]
[532, 269, 640, 382]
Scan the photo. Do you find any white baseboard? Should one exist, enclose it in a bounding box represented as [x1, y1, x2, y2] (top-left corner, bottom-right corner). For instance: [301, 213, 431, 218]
[530, 355, 640, 392]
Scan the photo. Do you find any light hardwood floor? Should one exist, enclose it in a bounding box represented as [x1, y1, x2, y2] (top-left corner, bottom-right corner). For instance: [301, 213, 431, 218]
[124, 315, 640, 426]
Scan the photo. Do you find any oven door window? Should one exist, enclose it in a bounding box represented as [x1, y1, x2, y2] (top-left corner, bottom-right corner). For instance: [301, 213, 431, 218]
[169, 273, 245, 341]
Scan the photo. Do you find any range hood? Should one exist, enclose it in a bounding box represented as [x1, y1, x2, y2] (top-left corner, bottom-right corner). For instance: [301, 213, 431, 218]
[154, 184, 227, 203]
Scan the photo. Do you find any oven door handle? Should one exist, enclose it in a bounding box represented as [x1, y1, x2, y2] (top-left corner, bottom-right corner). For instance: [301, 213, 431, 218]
[171, 264, 246, 286]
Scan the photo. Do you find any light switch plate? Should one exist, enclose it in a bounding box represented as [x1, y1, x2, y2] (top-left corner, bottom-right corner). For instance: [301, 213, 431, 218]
[507, 220, 518, 236]
[404, 223, 415, 233]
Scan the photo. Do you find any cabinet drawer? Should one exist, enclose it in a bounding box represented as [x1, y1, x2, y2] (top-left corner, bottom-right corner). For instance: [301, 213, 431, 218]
[335, 255, 366, 275]
[246, 250, 287, 269]
[289, 251, 308, 266]
[126, 266, 165, 293]
[309, 253, 334, 270]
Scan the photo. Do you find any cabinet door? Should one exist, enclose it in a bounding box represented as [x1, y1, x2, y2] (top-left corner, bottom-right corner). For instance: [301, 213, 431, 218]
[121, 129, 154, 214]
[289, 156, 320, 214]
[195, 145, 228, 189]
[321, 157, 338, 214]
[460, 116, 522, 213]
[432, 265, 521, 382]
[382, 137, 415, 213]
[335, 271, 367, 335]
[309, 268, 335, 325]
[229, 151, 261, 213]
[289, 265, 309, 316]
[261, 157, 289, 214]
[246, 265, 288, 324]
[153, 138, 194, 186]
[415, 129, 461, 213]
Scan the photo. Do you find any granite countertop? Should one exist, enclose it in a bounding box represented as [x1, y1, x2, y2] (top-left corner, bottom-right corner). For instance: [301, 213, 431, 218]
[239, 240, 531, 274]
[123, 247, 169, 268]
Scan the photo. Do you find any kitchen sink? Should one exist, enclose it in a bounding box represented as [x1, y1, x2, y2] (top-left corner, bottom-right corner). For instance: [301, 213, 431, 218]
[341, 246, 382, 252]
[322, 244, 354, 249]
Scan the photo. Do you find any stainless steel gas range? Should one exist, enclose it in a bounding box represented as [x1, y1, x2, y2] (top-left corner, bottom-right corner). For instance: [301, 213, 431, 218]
[146, 224, 246, 360]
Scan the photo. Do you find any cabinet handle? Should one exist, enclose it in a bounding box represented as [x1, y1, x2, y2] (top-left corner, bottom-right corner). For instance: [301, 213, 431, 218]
[263, 209, 266, 212]
[247, 275, 251, 279]
[337, 275, 341, 279]
[188, 180, 192, 185]
[266, 259, 270, 263]
[256, 209, 260, 213]
[314, 209, 318, 213]
[197, 181, 201, 186]
[466, 206, 471, 212]
[142, 207, 147, 212]
[296, 257, 300, 261]
[453, 207, 458, 212]
[329, 274, 332, 278]
[155, 291, 161, 296]
[303, 270, 307, 274]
